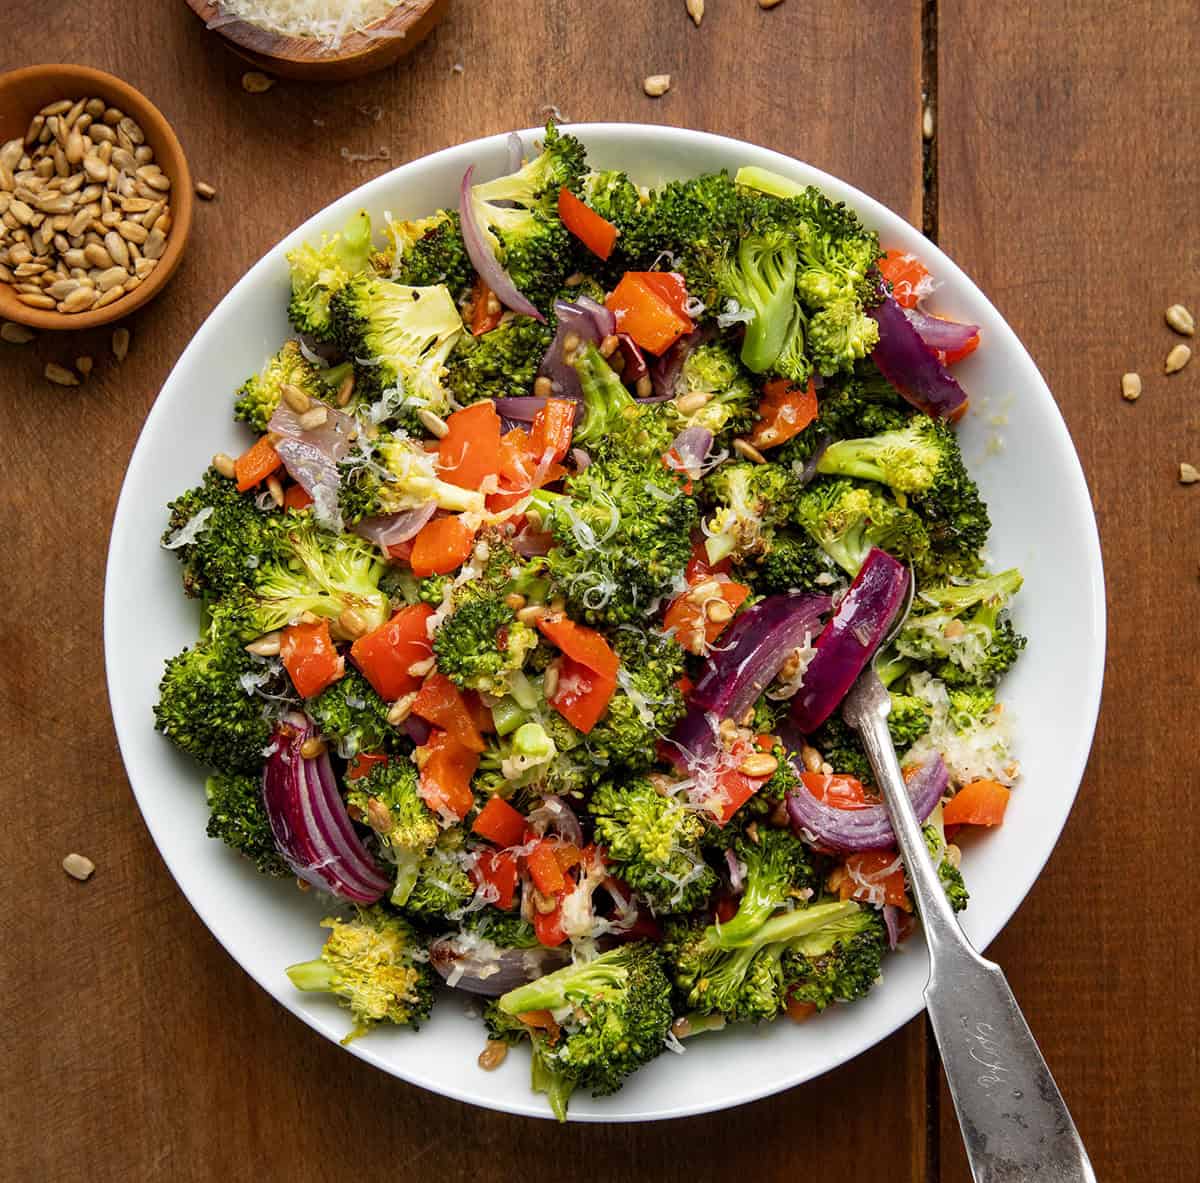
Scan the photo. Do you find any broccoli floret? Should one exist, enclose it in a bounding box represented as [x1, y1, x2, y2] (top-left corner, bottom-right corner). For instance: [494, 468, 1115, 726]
[718, 226, 800, 375]
[888, 693, 932, 748]
[497, 942, 673, 1115]
[444, 317, 554, 404]
[204, 772, 288, 876]
[329, 272, 465, 411]
[816, 418, 990, 568]
[570, 343, 676, 463]
[162, 468, 285, 600]
[434, 597, 539, 697]
[739, 530, 837, 595]
[794, 478, 930, 576]
[287, 209, 374, 342]
[402, 830, 475, 918]
[672, 339, 760, 443]
[466, 124, 589, 312]
[807, 695, 931, 782]
[338, 431, 485, 524]
[580, 169, 646, 278]
[804, 300, 879, 375]
[588, 777, 716, 912]
[896, 569, 1025, 688]
[781, 906, 887, 1010]
[285, 907, 435, 1041]
[155, 630, 275, 774]
[717, 829, 816, 946]
[385, 210, 474, 300]
[924, 808, 970, 913]
[465, 912, 540, 948]
[212, 515, 390, 641]
[417, 573, 452, 605]
[233, 339, 354, 434]
[529, 455, 698, 626]
[474, 720, 563, 799]
[584, 627, 687, 771]
[700, 459, 801, 565]
[308, 669, 397, 757]
[665, 899, 864, 1024]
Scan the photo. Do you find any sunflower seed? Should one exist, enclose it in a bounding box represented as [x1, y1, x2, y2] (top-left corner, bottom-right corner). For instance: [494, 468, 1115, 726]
[686, 0, 704, 25]
[59, 286, 97, 313]
[195, 180, 217, 200]
[40, 100, 72, 117]
[92, 284, 125, 309]
[104, 231, 129, 269]
[25, 115, 45, 147]
[142, 228, 165, 260]
[45, 361, 79, 385]
[242, 71, 276, 94]
[643, 74, 671, 97]
[1166, 304, 1195, 337]
[62, 853, 95, 880]
[133, 256, 157, 280]
[118, 117, 145, 146]
[1180, 462, 1199, 485]
[17, 291, 54, 309]
[1, 321, 35, 344]
[1165, 344, 1192, 374]
[96, 265, 128, 292]
[65, 130, 84, 165]
[1120, 372, 1142, 401]
[45, 278, 79, 300]
[88, 122, 114, 145]
[76, 354, 93, 376]
[112, 326, 131, 361]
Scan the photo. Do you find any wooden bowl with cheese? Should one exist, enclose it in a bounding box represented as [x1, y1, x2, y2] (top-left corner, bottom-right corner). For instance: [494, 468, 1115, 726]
[184, 0, 450, 82]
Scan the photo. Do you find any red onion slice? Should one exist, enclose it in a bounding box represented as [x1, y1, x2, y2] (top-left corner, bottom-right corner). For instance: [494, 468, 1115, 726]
[666, 426, 714, 480]
[790, 548, 909, 733]
[526, 794, 584, 845]
[493, 396, 552, 423]
[903, 306, 980, 353]
[616, 333, 649, 387]
[882, 903, 903, 950]
[459, 165, 544, 323]
[869, 290, 968, 418]
[352, 503, 437, 549]
[430, 933, 571, 995]
[536, 298, 612, 400]
[649, 327, 713, 401]
[268, 402, 358, 462]
[785, 755, 948, 852]
[262, 714, 390, 903]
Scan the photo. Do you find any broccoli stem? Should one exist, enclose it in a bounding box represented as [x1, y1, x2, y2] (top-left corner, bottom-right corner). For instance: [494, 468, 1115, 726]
[286, 960, 338, 992]
[713, 900, 860, 951]
[491, 696, 529, 737]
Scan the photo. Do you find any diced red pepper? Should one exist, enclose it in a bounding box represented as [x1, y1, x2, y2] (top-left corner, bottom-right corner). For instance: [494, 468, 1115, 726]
[471, 850, 518, 910]
[942, 779, 1010, 827]
[234, 436, 281, 493]
[877, 250, 932, 309]
[606, 272, 693, 355]
[410, 515, 476, 577]
[662, 581, 750, 654]
[468, 275, 503, 336]
[832, 851, 910, 910]
[439, 401, 502, 490]
[350, 604, 434, 702]
[283, 483, 314, 511]
[547, 656, 617, 734]
[532, 897, 569, 947]
[412, 672, 486, 753]
[528, 399, 577, 465]
[558, 187, 619, 261]
[417, 729, 478, 820]
[536, 615, 619, 681]
[749, 377, 818, 449]
[279, 618, 345, 699]
[526, 841, 567, 895]
[801, 771, 874, 809]
[472, 796, 527, 848]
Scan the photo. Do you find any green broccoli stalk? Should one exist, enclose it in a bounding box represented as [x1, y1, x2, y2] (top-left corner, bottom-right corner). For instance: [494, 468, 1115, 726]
[384, 210, 475, 300]
[584, 627, 687, 771]
[162, 468, 285, 600]
[794, 478, 930, 575]
[308, 669, 397, 757]
[496, 942, 673, 1116]
[344, 759, 440, 903]
[285, 907, 435, 1042]
[780, 906, 887, 1009]
[155, 631, 275, 774]
[338, 432, 485, 524]
[718, 227, 798, 374]
[715, 829, 815, 946]
[588, 777, 716, 912]
[528, 455, 698, 626]
[664, 899, 863, 1024]
[700, 459, 801, 564]
[815, 418, 991, 569]
[432, 597, 538, 697]
[330, 272, 465, 409]
[287, 209, 374, 342]
[233, 339, 354, 434]
[895, 569, 1025, 688]
[570, 344, 677, 463]
[444, 317, 554, 404]
[204, 772, 288, 876]
[211, 515, 390, 642]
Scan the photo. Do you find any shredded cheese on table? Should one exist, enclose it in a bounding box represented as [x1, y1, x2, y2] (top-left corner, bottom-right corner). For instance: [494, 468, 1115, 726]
[210, 0, 406, 49]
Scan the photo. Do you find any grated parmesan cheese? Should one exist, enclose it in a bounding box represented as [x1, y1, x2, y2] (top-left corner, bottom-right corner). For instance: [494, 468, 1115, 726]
[211, 0, 405, 50]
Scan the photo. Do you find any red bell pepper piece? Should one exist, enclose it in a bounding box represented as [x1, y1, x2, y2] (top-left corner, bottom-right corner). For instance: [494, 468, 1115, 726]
[279, 618, 345, 699]
[350, 604, 434, 702]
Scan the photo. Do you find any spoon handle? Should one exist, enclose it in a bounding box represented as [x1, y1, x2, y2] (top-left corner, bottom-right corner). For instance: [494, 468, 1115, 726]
[844, 671, 1096, 1183]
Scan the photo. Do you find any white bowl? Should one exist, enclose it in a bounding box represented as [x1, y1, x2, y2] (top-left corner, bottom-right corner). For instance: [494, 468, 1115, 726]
[104, 124, 1105, 1122]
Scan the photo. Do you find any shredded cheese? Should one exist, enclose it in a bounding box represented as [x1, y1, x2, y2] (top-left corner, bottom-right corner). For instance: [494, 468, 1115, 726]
[211, 0, 405, 50]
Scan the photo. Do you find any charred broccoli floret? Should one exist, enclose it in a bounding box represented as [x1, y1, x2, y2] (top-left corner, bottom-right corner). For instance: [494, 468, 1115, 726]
[204, 771, 288, 876]
[444, 317, 554, 404]
[308, 669, 398, 757]
[287, 209, 374, 342]
[233, 339, 353, 434]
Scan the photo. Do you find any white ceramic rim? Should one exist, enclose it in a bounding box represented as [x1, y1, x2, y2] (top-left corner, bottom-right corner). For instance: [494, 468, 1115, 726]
[104, 123, 1106, 1122]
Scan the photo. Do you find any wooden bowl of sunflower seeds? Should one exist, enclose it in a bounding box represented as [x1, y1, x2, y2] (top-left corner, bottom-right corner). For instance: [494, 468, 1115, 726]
[0, 64, 193, 330]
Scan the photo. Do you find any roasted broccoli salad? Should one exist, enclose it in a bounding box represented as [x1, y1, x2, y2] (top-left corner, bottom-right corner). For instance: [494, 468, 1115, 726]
[155, 125, 1024, 1119]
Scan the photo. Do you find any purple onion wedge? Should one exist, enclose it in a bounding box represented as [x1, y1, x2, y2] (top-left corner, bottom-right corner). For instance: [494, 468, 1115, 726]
[790, 548, 909, 734]
[430, 933, 571, 996]
[869, 291, 968, 418]
[261, 714, 390, 903]
[785, 755, 948, 852]
[903, 306, 980, 354]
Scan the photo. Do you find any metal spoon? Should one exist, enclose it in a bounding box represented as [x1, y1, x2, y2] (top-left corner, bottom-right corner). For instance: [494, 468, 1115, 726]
[841, 603, 1095, 1182]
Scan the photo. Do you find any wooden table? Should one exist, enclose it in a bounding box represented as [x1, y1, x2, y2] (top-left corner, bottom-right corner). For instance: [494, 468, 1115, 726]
[4, 3, 1196, 1179]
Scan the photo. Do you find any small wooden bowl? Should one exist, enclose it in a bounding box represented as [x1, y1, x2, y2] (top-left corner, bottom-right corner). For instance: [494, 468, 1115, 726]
[185, 0, 451, 82]
[0, 64, 193, 331]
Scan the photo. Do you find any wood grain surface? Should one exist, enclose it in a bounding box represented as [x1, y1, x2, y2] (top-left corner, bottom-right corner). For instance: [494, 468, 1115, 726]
[2, 1, 1188, 1180]
[935, 5, 1200, 1182]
